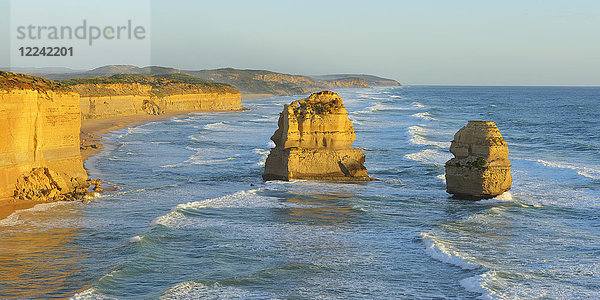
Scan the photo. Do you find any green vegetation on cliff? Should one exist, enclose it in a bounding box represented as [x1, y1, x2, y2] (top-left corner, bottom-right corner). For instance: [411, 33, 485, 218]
[0, 71, 73, 93]
[62, 73, 238, 97]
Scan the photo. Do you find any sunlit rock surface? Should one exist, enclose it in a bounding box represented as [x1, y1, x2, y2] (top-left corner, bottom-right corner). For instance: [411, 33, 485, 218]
[263, 91, 371, 181]
[445, 120, 512, 199]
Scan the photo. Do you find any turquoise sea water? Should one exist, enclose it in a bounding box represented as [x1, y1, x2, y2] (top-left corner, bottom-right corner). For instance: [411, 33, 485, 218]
[1, 86, 599, 299]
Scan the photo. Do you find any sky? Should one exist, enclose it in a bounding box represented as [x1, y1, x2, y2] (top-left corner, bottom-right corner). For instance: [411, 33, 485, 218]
[1, 0, 599, 85]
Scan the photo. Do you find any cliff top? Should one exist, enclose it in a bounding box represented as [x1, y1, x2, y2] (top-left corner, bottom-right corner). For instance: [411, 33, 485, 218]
[288, 91, 345, 116]
[0, 70, 73, 93]
[63, 73, 239, 97]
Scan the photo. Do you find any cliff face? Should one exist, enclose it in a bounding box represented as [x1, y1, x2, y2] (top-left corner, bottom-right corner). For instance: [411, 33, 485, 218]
[263, 91, 371, 181]
[444, 121, 512, 199]
[0, 71, 88, 201]
[68, 75, 243, 119]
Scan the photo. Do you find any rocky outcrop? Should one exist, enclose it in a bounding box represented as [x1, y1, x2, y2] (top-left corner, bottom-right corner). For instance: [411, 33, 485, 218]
[13, 168, 99, 202]
[65, 74, 243, 119]
[0, 71, 89, 202]
[444, 121, 512, 199]
[263, 91, 371, 181]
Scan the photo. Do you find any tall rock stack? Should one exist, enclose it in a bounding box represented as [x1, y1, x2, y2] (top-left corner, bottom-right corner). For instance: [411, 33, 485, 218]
[263, 91, 371, 181]
[444, 120, 512, 199]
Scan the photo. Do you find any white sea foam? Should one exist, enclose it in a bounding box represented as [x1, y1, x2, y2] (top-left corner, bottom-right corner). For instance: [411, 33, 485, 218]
[459, 271, 498, 300]
[160, 151, 240, 168]
[420, 233, 480, 270]
[170, 117, 188, 123]
[436, 174, 446, 182]
[70, 287, 115, 300]
[203, 121, 228, 130]
[407, 126, 451, 149]
[128, 235, 143, 243]
[186, 155, 239, 165]
[412, 112, 438, 121]
[94, 188, 148, 199]
[353, 102, 416, 114]
[160, 281, 272, 300]
[473, 192, 515, 205]
[254, 148, 271, 166]
[537, 159, 600, 180]
[151, 189, 278, 228]
[0, 201, 76, 227]
[248, 115, 278, 123]
[0, 212, 22, 227]
[412, 102, 425, 108]
[116, 127, 147, 139]
[405, 149, 453, 166]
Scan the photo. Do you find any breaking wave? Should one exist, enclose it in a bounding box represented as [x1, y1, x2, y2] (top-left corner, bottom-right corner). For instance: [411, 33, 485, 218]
[405, 149, 453, 166]
[421, 233, 480, 270]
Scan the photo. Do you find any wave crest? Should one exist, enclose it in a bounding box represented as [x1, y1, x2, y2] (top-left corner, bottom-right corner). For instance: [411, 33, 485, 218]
[420, 233, 480, 270]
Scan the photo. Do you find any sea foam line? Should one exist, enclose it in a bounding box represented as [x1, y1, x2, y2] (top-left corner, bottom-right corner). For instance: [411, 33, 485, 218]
[420, 233, 480, 270]
[0, 201, 77, 227]
[459, 271, 499, 300]
[475, 192, 514, 205]
[407, 126, 451, 149]
[150, 189, 278, 228]
[412, 112, 438, 121]
[353, 102, 420, 114]
[70, 287, 116, 300]
[537, 159, 600, 180]
[203, 121, 229, 130]
[405, 149, 453, 166]
[160, 281, 273, 300]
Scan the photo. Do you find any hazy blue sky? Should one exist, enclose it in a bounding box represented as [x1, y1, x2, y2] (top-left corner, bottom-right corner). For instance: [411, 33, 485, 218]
[2, 0, 599, 85]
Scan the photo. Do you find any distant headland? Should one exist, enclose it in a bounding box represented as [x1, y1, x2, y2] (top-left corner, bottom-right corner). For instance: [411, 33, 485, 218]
[14, 65, 401, 98]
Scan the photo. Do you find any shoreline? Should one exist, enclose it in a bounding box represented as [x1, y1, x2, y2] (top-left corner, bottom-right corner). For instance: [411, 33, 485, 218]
[1, 103, 260, 221]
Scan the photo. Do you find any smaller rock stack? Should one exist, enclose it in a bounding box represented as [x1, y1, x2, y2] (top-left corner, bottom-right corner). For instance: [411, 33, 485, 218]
[263, 91, 371, 181]
[444, 121, 512, 199]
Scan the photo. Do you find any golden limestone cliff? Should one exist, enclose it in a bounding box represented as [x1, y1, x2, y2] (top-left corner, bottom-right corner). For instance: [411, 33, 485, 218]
[263, 91, 371, 181]
[0, 71, 91, 202]
[444, 121, 512, 199]
[65, 74, 243, 119]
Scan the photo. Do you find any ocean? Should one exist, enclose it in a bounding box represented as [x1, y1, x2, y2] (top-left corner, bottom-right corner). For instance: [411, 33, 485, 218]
[1, 86, 599, 299]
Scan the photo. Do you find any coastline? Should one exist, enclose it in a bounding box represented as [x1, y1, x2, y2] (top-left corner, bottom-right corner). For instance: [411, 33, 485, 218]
[1, 104, 256, 222]
[80, 111, 204, 163]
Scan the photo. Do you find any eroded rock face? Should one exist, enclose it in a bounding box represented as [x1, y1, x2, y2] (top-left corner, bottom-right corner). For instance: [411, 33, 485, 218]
[74, 83, 243, 120]
[263, 91, 371, 181]
[13, 167, 95, 202]
[444, 121, 512, 199]
[0, 71, 89, 201]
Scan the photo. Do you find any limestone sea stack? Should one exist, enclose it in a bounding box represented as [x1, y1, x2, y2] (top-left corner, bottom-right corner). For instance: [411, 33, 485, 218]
[444, 120, 512, 199]
[263, 91, 371, 181]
